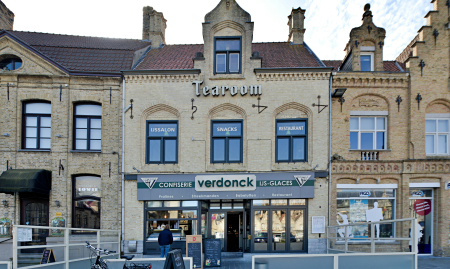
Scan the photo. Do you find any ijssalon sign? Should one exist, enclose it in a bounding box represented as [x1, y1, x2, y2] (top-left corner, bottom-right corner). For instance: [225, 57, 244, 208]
[137, 172, 315, 200]
[193, 81, 261, 97]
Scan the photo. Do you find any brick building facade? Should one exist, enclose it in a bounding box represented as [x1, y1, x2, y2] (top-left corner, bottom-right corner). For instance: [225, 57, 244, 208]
[327, 1, 450, 256]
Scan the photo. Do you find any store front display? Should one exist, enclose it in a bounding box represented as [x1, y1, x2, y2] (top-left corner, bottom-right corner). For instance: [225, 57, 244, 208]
[336, 188, 395, 240]
[139, 172, 315, 254]
[409, 189, 433, 254]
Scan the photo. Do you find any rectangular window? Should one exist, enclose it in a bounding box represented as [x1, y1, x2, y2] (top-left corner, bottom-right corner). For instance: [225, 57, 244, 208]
[337, 189, 396, 240]
[23, 102, 51, 150]
[73, 176, 101, 232]
[147, 121, 178, 164]
[214, 37, 241, 74]
[74, 104, 102, 151]
[276, 119, 307, 162]
[425, 119, 449, 155]
[360, 52, 374, 71]
[211, 121, 243, 163]
[350, 117, 386, 150]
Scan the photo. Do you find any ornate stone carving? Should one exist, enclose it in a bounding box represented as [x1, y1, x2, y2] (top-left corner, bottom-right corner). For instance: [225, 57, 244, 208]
[359, 98, 379, 107]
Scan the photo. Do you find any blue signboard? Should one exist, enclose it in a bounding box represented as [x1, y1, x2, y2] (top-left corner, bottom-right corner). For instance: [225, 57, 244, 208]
[276, 121, 306, 136]
[212, 122, 241, 136]
[148, 123, 177, 137]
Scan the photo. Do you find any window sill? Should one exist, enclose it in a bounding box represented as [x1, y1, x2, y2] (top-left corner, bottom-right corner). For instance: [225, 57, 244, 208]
[425, 155, 450, 158]
[210, 74, 245, 80]
[18, 149, 51, 152]
[70, 150, 102, 153]
[348, 149, 392, 152]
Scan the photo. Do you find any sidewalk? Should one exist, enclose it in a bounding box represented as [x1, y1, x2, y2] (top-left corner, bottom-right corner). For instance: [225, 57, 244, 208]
[418, 256, 450, 269]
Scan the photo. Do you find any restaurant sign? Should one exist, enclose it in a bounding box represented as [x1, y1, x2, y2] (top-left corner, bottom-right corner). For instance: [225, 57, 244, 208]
[137, 172, 314, 201]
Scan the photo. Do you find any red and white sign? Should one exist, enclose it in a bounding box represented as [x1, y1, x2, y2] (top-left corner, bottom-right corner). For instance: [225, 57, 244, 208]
[413, 199, 431, 216]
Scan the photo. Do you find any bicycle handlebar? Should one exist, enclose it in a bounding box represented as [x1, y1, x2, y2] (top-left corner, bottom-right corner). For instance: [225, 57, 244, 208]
[85, 242, 116, 255]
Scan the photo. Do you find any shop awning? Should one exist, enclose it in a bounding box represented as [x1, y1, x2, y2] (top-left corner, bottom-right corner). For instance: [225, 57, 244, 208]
[0, 169, 51, 195]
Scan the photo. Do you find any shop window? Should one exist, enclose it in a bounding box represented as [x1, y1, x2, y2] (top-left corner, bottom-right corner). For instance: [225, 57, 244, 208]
[74, 103, 102, 151]
[425, 119, 449, 155]
[350, 117, 386, 150]
[276, 119, 307, 162]
[0, 56, 22, 71]
[214, 37, 241, 74]
[146, 121, 178, 164]
[145, 201, 198, 242]
[360, 52, 374, 71]
[22, 102, 51, 149]
[336, 189, 395, 240]
[73, 175, 101, 232]
[211, 120, 243, 163]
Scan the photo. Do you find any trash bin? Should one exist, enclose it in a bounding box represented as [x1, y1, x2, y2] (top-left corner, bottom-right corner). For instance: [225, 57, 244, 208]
[255, 262, 268, 269]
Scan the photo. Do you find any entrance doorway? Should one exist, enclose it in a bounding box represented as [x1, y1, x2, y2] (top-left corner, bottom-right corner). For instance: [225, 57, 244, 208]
[20, 198, 49, 253]
[409, 189, 433, 254]
[210, 211, 244, 252]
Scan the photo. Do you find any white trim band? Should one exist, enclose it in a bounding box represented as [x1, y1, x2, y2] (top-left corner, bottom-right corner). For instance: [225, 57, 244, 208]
[360, 46, 375, 51]
[409, 183, 440, 188]
[425, 113, 450, 119]
[350, 111, 388, 116]
[337, 184, 398, 189]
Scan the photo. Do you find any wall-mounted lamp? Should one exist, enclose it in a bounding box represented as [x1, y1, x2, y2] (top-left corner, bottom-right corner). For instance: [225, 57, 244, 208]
[2, 200, 8, 207]
[332, 88, 347, 112]
[55, 200, 61, 207]
[2, 133, 9, 137]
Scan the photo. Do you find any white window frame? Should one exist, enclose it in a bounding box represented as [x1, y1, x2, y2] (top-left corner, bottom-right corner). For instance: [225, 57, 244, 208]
[360, 52, 374, 71]
[350, 116, 387, 150]
[425, 116, 449, 155]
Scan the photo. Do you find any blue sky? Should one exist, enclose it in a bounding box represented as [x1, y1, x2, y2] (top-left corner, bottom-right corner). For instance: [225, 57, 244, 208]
[4, 0, 431, 60]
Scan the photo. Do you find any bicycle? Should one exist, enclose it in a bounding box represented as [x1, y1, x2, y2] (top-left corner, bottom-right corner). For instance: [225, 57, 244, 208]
[85, 242, 152, 269]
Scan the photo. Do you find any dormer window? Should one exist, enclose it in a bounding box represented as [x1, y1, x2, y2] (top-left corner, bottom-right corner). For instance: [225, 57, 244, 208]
[360, 46, 375, 71]
[214, 37, 241, 74]
[0, 56, 22, 71]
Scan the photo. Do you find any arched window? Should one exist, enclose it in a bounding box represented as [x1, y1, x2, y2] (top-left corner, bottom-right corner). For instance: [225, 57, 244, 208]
[73, 103, 102, 151]
[0, 56, 22, 71]
[73, 175, 101, 231]
[22, 102, 51, 149]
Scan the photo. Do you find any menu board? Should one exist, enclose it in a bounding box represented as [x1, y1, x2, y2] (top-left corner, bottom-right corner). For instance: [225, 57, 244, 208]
[204, 239, 221, 267]
[188, 243, 202, 268]
[163, 249, 185, 269]
[186, 235, 202, 269]
[17, 228, 32, 242]
[40, 249, 56, 264]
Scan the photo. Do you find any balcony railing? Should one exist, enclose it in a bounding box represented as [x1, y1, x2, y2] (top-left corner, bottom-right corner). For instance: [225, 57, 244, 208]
[361, 151, 378, 160]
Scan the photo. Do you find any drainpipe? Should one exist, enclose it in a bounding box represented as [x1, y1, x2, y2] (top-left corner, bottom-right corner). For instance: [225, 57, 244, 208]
[328, 72, 333, 227]
[121, 77, 126, 252]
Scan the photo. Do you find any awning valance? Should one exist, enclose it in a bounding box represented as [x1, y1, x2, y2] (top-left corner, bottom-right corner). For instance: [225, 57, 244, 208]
[0, 169, 51, 195]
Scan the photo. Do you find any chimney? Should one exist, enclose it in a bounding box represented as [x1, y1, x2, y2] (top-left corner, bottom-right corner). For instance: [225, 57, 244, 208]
[0, 0, 14, 30]
[142, 6, 167, 46]
[287, 7, 306, 45]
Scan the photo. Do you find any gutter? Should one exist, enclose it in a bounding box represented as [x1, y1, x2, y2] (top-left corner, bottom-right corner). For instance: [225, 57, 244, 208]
[121, 77, 125, 252]
[121, 69, 201, 75]
[328, 72, 333, 227]
[254, 67, 333, 74]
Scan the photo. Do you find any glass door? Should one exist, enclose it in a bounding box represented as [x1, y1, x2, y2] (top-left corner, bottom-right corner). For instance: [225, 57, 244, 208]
[272, 210, 287, 251]
[409, 189, 433, 254]
[211, 213, 226, 251]
[253, 210, 268, 251]
[289, 209, 305, 251]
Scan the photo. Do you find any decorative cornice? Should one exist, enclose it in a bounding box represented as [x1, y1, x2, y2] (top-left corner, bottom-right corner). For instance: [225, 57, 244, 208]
[332, 73, 409, 88]
[125, 74, 200, 83]
[331, 160, 450, 174]
[255, 72, 330, 82]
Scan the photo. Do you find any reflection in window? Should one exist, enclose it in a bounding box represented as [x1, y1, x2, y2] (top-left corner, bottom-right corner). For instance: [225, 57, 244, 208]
[0, 56, 22, 70]
[211, 121, 242, 163]
[426, 119, 449, 155]
[276, 120, 307, 162]
[74, 104, 102, 151]
[73, 176, 101, 232]
[350, 117, 386, 150]
[23, 102, 51, 149]
[336, 189, 395, 240]
[215, 38, 241, 74]
[147, 121, 178, 163]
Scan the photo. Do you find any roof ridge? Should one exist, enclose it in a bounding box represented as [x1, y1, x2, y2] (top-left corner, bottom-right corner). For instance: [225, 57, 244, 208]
[8, 30, 146, 42]
[31, 44, 138, 51]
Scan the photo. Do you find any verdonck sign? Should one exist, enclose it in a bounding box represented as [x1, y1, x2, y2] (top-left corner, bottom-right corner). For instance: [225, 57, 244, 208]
[137, 172, 315, 201]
